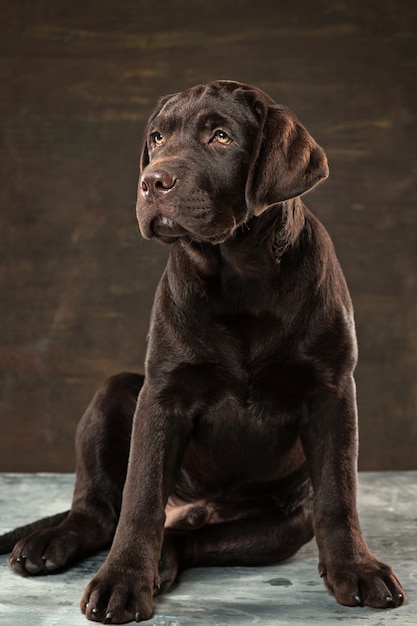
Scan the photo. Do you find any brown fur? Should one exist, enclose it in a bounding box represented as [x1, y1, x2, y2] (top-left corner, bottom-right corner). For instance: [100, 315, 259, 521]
[0, 81, 405, 623]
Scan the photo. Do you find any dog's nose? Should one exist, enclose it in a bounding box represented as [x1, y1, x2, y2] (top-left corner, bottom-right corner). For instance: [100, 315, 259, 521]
[141, 170, 177, 196]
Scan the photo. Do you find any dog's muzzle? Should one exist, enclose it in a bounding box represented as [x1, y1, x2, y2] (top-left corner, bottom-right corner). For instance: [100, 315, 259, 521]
[137, 167, 187, 241]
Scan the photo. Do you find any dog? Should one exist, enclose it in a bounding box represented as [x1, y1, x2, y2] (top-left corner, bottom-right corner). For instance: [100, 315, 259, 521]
[0, 81, 405, 624]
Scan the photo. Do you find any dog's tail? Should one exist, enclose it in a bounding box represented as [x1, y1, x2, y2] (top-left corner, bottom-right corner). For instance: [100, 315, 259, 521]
[0, 510, 69, 554]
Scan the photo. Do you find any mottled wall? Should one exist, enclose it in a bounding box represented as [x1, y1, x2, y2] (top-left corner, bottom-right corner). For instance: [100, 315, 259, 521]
[0, 0, 416, 471]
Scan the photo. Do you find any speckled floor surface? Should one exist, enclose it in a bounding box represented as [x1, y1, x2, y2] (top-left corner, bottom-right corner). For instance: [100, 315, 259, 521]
[0, 472, 416, 625]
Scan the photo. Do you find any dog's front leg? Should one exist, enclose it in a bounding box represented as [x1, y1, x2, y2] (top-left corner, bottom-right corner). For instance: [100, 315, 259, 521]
[81, 384, 191, 624]
[300, 376, 406, 609]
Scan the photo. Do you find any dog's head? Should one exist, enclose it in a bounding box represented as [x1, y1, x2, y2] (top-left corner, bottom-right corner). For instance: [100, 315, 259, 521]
[136, 80, 328, 244]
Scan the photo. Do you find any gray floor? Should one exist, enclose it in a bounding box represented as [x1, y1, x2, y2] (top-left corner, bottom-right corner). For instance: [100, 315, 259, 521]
[0, 472, 416, 625]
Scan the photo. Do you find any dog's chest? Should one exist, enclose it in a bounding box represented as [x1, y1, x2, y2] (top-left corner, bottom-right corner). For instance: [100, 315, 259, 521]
[191, 326, 312, 446]
[198, 310, 313, 440]
[184, 368, 308, 489]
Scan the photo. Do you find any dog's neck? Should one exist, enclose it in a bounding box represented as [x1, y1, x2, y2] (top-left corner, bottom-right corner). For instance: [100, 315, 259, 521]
[178, 197, 306, 280]
[163, 198, 309, 318]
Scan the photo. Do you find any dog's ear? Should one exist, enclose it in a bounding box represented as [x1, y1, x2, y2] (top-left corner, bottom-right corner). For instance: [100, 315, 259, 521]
[140, 94, 175, 172]
[245, 98, 329, 216]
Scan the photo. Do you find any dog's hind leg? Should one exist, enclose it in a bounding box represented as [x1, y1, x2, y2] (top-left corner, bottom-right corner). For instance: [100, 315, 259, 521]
[158, 504, 314, 591]
[7, 372, 144, 576]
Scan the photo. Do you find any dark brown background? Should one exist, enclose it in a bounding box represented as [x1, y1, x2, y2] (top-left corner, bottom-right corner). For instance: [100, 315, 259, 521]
[1, 0, 416, 471]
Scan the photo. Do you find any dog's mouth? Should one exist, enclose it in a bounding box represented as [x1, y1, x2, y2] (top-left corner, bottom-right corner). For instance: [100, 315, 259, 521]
[148, 214, 237, 246]
[151, 215, 189, 242]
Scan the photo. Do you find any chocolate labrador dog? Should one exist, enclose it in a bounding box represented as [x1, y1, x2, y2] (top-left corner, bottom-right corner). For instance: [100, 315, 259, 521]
[0, 80, 405, 623]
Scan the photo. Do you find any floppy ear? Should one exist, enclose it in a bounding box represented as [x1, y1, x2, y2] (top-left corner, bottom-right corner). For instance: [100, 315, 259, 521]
[245, 99, 329, 216]
[140, 93, 176, 173]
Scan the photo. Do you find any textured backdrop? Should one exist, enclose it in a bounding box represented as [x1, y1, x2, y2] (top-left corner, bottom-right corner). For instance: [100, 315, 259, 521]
[1, 0, 416, 470]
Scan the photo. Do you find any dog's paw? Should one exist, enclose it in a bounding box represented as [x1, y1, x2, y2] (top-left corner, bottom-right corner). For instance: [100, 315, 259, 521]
[81, 566, 159, 624]
[9, 528, 83, 576]
[319, 556, 406, 609]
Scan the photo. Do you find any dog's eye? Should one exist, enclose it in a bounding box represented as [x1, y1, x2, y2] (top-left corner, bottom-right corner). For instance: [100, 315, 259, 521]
[151, 132, 164, 146]
[212, 130, 232, 145]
